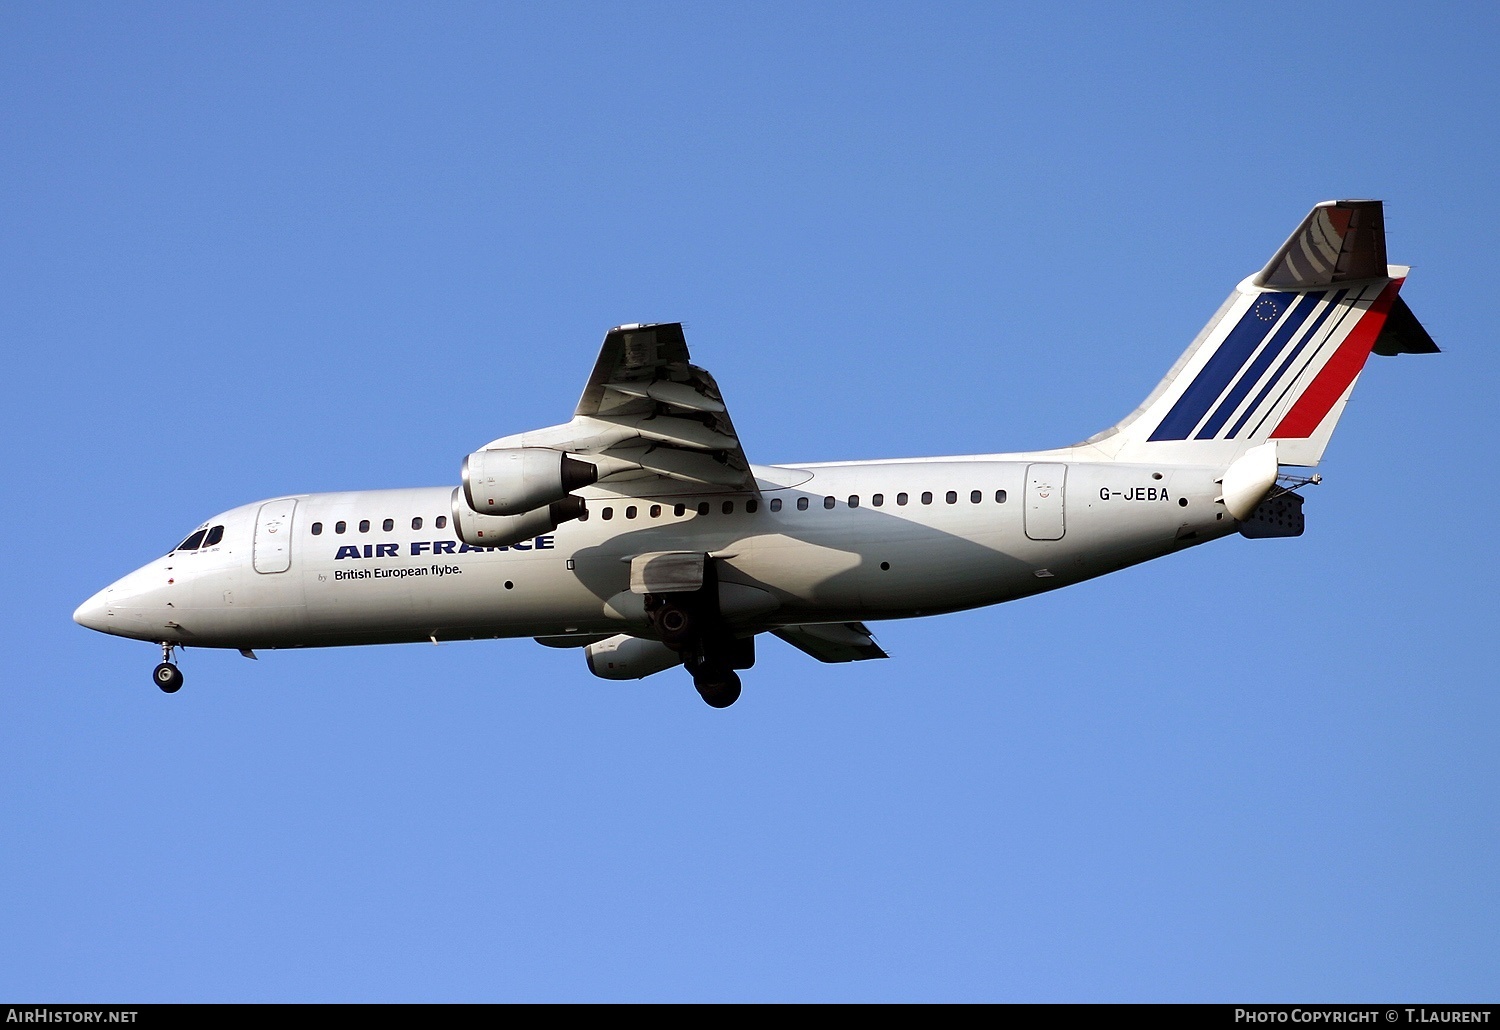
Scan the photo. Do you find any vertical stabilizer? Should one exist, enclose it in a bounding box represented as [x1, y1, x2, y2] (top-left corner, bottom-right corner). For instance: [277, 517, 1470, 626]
[1090, 200, 1435, 469]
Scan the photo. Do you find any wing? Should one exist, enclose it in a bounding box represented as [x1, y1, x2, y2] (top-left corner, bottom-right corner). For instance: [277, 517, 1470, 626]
[485, 322, 756, 494]
[774, 623, 889, 663]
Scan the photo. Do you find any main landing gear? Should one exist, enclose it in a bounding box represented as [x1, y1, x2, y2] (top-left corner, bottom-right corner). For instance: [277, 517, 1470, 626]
[688, 657, 742, 709]
[644, 569, 753, 709]
[153, 643, 183, 693]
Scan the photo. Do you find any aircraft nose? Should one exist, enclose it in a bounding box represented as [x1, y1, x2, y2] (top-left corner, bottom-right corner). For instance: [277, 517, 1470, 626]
[73, 588, 113, 632]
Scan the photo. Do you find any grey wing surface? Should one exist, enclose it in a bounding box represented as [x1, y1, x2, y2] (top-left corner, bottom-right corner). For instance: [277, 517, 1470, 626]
[486, 322, 756, 494]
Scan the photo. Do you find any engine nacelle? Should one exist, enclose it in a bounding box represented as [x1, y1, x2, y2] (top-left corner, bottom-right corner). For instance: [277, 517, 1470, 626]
[585, 634, 683, 680]
[450, 490, 585, 547]
[461, 447, 598, 516]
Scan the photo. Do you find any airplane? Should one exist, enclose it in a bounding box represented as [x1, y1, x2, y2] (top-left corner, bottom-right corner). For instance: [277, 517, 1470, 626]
[74, 199, 1437, 707]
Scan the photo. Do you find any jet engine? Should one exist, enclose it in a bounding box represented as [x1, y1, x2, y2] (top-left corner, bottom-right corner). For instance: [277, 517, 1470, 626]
[585, 634, 684, 680]
[450, 490, 585, 548]
[461, 447, 598, 516]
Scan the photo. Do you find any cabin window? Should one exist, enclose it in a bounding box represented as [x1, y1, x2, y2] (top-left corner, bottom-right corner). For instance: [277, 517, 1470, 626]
[412, 517, 423, 530]
[697, 502, 710, 516]
[602, 507, 614, 521]
[625, 506, 637, 520]
[970, 490, 982, 504]
[383, 518, 394, 532]
[435, 515, 447, 529]
[650, 505, 661, 518]
[335, 521, 347, 534]
[995, 490, 1007, 503]
[746, 499, 758, 514]
[897, 492, 908, 506]
[722, 500, 734, 514]
[311, 522, 323, 536]
[824, 496, 836, 509]
[358, 520, 370, 533]
[204, 525, 224, 547]
[921, 492, 933, 505]
[797, 497, 809, 511]
[946, 491, 957, 504]
[770, 498, 782, 512]
[872, 493, 884, 507]
[177, 529, 207, 551]
[848, 495, 859, 508]
[674, 503, 686, 517]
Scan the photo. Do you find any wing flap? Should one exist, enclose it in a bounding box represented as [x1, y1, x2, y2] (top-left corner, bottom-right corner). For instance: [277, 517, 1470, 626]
[774, 623, 889, 663]
[605, 442, 750, 488]
[599, 414, 740, 452]
[606, 380, 727, 413]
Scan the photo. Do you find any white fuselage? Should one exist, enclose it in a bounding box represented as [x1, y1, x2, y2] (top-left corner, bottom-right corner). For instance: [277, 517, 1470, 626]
[75, 455, 1237, 650]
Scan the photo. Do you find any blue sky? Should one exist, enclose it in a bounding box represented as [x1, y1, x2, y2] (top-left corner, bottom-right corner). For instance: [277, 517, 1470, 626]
[3, 2, 1496, 1002]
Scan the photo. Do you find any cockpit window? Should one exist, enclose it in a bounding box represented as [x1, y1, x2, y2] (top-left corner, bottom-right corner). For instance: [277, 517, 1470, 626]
[204, 525, 224, 547]
[177, 529, 208, 551]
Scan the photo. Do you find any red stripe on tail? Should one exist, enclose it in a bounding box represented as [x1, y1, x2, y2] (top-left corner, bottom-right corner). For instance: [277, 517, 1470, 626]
[1270, 279, 1402, 439]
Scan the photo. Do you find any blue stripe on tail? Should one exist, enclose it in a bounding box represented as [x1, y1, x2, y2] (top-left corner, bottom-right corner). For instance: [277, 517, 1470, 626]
[1226, 288, 1348, 440]
[1194, 291, 1327, 439]
[1148, 292, 1299, 441]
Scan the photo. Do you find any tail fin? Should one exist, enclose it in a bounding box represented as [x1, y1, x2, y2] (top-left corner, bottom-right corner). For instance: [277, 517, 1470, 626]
[1093, 200, 1437, 468]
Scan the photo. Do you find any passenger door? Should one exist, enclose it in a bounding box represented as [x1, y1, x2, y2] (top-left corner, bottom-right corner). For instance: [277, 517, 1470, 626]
[1024, 464, 1066, 541]
[252, 498, 298, 574]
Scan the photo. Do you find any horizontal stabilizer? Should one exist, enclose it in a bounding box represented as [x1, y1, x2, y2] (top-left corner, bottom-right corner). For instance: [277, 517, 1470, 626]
[1372, 296, 1439, 356]
[774, 622, 888, 663]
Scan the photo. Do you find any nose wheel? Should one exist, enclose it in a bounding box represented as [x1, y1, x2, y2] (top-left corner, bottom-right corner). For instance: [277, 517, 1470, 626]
[153, 644, 183, 693]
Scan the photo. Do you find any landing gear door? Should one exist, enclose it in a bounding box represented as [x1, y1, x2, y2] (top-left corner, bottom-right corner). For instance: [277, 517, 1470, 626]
[253, 498, 298, 574]
[629, 551, 706, 594]
[1025, 463, 1066, 541]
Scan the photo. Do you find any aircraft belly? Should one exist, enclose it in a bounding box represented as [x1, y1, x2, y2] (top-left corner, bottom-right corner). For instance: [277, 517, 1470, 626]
[729, 534, 863, 607]
[409, 559, 609, 636]
[159, 605, 307, 647]
[731, 515, 1025, 622]
[298, 543, 610, 644]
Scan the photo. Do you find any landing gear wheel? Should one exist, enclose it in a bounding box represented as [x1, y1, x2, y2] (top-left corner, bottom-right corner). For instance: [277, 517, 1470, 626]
[653, 604, 694, 649]
[153, 662, 183, 693]
[693, 668, 741, 708]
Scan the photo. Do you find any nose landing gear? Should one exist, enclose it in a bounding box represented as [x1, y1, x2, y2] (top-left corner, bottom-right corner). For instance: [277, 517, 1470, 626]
[153, 643, 183, 693]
